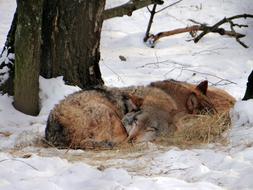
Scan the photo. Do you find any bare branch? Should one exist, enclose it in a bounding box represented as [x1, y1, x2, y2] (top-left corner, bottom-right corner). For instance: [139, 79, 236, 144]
[0, 158, 39, 171]
[137, 59, 237, 85]
[103, 0, 164, 20]
[156, 0, 183, 13]
[146, 25, 245, 47]
[227, 19, 248, 48]
[145, 14, 252, 48]
[146, 6, 152, 13]
[194, 14, 253, 44]
[143, 0, 184, 42]
[144, 4, 158, 42]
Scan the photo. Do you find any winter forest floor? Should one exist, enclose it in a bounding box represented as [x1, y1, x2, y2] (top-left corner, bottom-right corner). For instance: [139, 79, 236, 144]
[0, 0, 253, 190]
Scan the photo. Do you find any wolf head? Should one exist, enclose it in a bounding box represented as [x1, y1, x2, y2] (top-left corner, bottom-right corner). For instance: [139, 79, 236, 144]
[122, 110, 160, 142]
[185, 80, 217, 114]
[121, 80, 218, 143]
[150, 80, 217, 114]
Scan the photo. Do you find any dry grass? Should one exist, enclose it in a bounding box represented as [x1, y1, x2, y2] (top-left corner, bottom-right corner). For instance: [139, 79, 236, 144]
[0, 131, 12, 137]
[42, 111, 232, 150]
[7, 112, 232, 177]
[158, 111, 231, 148]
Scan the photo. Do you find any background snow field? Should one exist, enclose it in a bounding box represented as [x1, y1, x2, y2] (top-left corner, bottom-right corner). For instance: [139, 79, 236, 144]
[0, 0, 253, 189]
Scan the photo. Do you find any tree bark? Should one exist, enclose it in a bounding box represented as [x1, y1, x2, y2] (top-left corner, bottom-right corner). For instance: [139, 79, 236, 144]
[1, 9, 17, 55]
[242, 70, 253, 100]
[13, 0, 43, 116]
[41, 0, 105, 88]
[1, 0, 163, 96]
[0, 9, 17, 95]
[103, 0, 163, 20]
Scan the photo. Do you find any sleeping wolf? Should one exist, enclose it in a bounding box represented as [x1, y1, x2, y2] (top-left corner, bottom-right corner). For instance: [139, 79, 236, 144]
[122, 80, 235, 143]
[45, 88, 140, 149]
[122, 87, 179, 142]
[45, 80, 235, 149]
[121, 80, 215, 143]
[152, 80, 235, 113]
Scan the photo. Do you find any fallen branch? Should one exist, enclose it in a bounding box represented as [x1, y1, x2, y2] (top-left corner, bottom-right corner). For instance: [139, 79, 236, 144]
[103, 0, 164, 20]
[194, 14, 253, 44]
[145, 14, 253, 48]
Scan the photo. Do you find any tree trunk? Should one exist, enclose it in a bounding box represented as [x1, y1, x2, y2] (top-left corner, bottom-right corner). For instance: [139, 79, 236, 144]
[0, 9, 17, 95]
[242, 70, 253, 100]
[41, 0, 105, 88]
[13, 0, 43, 116]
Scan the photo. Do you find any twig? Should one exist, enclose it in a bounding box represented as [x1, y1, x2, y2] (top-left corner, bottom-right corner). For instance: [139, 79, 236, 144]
[0, 158, 39, 171]
[191, 47, 228, 56]
[163, 167, 189, 174]
[194, 14, 253, 47]
[103, 63, 125, 84]
[156, 0, 183, 13]
[137, 59, 237, 85]
[227, 19, 248, 48]
[180, 68, 237, 85]
[136, 58, 189, 68]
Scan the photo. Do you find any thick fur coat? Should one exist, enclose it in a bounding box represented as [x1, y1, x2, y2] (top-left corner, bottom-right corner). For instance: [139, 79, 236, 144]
[46, 80, 235, 149]
[46, 88, 139, 149]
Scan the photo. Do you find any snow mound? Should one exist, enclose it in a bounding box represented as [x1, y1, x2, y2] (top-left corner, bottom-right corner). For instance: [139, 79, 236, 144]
[231, 100, 253, 126]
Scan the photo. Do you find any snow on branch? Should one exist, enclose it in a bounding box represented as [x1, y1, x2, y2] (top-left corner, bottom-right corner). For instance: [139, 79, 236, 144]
[103, 0, 164, 20]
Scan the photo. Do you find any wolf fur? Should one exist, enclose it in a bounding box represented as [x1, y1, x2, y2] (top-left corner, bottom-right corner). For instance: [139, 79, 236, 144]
[159, 80, 235, 113]
[45, 88, 140, 149]
[46, 80, 235, 149]
[121, 80, 235, 142]
[122, 87, 179, 142]
[206, 86, 235, 112]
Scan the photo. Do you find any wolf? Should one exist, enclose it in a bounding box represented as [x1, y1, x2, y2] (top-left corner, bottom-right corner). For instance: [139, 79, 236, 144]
[122, 80, 235, 143]
[46, 80, 235, 149]
[156, 80, 235, 113]
[45, 87, 141, 149]
[122, 87, 179, 142]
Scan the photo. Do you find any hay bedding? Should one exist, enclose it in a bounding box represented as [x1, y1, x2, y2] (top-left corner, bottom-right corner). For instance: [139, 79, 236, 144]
[9, 111, 232, 174]
[154, 111, 231, 148]
[70, 112, 232, 149]
[42, 111, 232, 150]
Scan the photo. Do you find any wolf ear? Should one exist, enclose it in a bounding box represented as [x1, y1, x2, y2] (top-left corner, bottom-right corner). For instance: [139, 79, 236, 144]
[196, 80, 208, 95]
[186, 93, 198, 113]
[128, 94, 144, 109]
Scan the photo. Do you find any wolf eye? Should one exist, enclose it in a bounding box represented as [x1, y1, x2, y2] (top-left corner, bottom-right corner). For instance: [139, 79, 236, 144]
[145, 127, 157, 132]
[146, 127, 155, 132]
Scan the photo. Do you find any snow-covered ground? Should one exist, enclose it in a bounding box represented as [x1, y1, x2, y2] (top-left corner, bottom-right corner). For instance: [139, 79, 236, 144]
[0, 0, 253, 189]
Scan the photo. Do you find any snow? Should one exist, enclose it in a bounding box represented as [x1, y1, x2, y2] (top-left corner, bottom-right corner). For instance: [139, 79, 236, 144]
[0, 0, 253, 189]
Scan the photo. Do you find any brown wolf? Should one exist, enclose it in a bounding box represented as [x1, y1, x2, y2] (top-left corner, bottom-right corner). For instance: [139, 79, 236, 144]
[149, 80, 217, 114]
[206, 86, 235, 112]
[122, 87, 179, 142]
[45, 88, 140, 149]
[121, 80, 235, 143]
[152, 80, 235, 113]
[45, 80, 235, 148]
